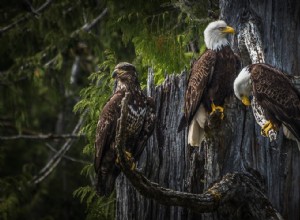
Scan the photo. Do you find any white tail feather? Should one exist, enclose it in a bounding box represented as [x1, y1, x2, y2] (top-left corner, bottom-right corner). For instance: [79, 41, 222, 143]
[283, 125, 300, 151]
[188, 104, 207, 147]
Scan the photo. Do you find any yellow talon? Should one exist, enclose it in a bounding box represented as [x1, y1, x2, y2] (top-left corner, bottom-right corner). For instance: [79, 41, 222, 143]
[130, 162, 136, 170]
[210, 103, 224, 120]
[241, 96, 251, 106]
[261, 120, 276, 137]
[125, 151, 136, 170]
[207, 188, 222, 202]
[115, 150, 136, 170]
[124, 150, 132, 159]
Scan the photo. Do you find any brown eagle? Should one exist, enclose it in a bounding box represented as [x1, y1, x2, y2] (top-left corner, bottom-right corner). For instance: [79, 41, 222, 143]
[234, 63, 300, 150]
[178, 20, 238, 147]
[94, 62, 156, 196]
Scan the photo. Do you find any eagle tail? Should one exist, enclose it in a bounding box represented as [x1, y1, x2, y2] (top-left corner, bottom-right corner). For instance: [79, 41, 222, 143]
[283, 122, 300, 151]
[296, 141, 300, 152]
[96, 167, 120, 197]
[177, 115, 187, 132]
[188, 119, 205, 147]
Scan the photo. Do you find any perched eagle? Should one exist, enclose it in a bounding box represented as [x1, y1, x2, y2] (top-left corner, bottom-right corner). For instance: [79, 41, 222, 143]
[178, 20, 238, 147]
[94, 62, 156, 196]
[234, 63, 300, 150]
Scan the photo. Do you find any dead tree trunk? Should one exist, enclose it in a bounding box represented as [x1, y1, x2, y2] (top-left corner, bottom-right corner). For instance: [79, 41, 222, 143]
[116, 0, 300, 219]
[220, 0, 300, 219]
[115, 92, 282, 220]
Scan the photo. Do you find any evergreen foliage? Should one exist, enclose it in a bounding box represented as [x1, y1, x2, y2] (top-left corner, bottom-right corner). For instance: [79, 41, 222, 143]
[73, 50, 116, 219]
[0, 0, 217, 219]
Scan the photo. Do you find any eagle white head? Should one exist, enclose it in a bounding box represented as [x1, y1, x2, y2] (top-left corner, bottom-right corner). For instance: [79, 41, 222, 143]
[234, 66, 252, 106]
[204, 20, 235, 51]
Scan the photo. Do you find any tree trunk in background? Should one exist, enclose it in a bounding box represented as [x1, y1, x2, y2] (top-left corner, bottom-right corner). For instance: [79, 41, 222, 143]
[116, 0, 300, 219]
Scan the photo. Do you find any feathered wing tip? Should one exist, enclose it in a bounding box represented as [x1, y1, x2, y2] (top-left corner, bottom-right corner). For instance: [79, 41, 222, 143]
[177, 115, 187, 132]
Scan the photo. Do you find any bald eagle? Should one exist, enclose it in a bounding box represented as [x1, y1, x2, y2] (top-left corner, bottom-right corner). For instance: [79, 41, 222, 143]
[94, 62, 156, 196]
[178, 20, 238, 147]
[234, 63, 300, 150]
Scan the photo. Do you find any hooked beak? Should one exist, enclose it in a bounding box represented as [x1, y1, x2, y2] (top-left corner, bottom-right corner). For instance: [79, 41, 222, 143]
[241, 96, 251, 106]
[222, 26, 235, 34]
[112, 69, 118, 78]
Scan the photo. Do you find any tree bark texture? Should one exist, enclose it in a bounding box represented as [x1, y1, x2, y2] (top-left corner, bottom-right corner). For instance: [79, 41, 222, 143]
[115, 92, 283, 220]
[220, 0, 300, 219]
[116, 71, 191, 220]
[116, 1, 300, 219]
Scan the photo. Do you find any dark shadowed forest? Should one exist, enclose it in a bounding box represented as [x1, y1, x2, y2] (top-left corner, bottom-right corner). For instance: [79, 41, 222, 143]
[1, 0, 299, 220]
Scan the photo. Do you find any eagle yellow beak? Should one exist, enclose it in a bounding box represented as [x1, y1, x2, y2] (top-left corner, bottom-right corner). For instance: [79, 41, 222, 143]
[222, 26, 235, 34]
[241, 96, 251, 106]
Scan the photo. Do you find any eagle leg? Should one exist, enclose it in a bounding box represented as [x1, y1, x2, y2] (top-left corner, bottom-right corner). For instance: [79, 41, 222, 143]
[115, 150, 136, 170]
[210, 102, 224, 120]
[261, 120, 277, 137]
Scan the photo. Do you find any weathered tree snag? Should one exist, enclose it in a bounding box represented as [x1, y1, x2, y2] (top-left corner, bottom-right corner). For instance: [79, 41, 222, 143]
[116, 1, 300, 219]
[220, 1, 300, 219]
[115, 93, 283, 220]
[116, 69, 299, 219]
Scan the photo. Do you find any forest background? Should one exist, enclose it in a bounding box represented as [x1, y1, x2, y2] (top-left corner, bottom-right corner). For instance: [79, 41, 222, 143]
[0, 0, 217, 219]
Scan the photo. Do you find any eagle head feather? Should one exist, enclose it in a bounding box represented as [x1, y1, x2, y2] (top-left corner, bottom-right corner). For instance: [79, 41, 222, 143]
[112, 62, 139, 92]
[204, 20, 235, 51]
[234, 66, 252, 105]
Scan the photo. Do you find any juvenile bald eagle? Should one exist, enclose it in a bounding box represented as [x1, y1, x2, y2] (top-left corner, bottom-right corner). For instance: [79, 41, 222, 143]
[178, 20, 238, 147]
[234, 63, 300, 150]
[94, 62, 156, 196]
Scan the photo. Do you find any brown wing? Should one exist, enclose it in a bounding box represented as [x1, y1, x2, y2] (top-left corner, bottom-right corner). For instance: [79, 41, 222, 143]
[251, 64, 300, 140]
[94, 91, 123, 172]
[184, 50, 217, 125]
[133, 97, 156, 159]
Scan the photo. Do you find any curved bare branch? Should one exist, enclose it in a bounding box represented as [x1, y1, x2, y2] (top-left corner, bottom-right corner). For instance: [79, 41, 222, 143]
[32, 111, 86, 184]
[114, 92, 283, 219]
[0, 0, 53, 35]
[0, 133, 84, 140]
